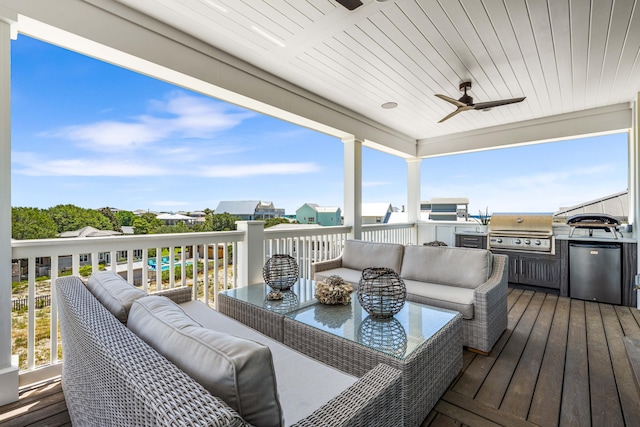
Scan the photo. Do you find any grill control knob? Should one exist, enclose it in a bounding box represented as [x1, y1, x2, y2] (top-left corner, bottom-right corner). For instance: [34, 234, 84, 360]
[525, 239, 531, 245]
[494, 238, 502, 243]
[514, 238, 521, 244]
[534, 240, 542, 245]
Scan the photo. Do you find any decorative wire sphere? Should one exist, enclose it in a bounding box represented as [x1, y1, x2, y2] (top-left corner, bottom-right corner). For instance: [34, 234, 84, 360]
[357, 316, 408, 358]
[263, 254, 299, 290]
[357, 267, 406, 318]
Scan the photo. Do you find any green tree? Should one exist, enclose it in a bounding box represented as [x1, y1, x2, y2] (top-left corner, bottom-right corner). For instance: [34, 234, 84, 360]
[12, 207, 58, 239]
[197, 212, 239, 232]
[264, 217, 296, 228]
[132, 212, 163, 234]
[153, 222, 194, 234]
[97, 208, 121, 232]
[115, 210, 135, 226]
[47, 204, 112, 233]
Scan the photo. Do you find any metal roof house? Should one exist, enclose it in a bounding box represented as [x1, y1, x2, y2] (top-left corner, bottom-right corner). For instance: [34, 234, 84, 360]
[214, 201, 285, 221]
[296, 203, 342, 226]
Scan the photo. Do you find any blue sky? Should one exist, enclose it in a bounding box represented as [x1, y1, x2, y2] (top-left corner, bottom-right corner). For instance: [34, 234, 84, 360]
[11, 35, 629, 216]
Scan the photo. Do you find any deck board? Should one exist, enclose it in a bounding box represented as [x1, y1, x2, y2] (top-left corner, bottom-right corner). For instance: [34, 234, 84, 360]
[586, 302, 623, 426]
[499, 293, 557, 418]
[3, 288, 640, 427]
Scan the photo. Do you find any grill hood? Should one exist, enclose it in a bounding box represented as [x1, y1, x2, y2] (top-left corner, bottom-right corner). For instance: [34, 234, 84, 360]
[489, 213, 553, 235]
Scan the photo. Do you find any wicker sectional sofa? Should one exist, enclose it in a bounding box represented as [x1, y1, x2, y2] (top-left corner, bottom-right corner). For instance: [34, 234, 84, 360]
[312, 240, 508, 354]
[56, 272, 403, 427]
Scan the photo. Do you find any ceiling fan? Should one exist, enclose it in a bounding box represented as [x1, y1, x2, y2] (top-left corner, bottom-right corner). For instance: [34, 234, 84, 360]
[335, 0, 363, 10]
[435, 82, 525, 123]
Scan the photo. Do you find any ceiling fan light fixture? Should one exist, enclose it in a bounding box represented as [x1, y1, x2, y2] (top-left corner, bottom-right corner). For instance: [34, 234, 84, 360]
[381, 101, 398, 109]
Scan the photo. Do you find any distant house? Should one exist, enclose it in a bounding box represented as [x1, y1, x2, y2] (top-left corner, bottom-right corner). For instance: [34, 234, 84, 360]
[296, 203, 341, 226]
[554, 190, 629, 223]
[421, 198, 469, 221]
[361, 203, 394, 224]
[156, 213, 196, 226]
[180, 210, 207, 223]
[215, 200, 285, 220]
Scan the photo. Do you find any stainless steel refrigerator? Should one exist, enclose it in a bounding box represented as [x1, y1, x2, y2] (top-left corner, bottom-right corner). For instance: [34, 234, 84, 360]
[569, 242, 621, 305]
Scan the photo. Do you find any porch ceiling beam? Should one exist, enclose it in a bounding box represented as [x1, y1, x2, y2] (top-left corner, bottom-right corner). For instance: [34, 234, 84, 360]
[2, 0, 417, 157]
[417, 103, 632, 158]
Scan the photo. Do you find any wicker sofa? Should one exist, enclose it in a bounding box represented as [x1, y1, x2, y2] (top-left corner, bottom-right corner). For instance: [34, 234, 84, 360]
[56, 273, 402, 427]
[312, 240, 508, 354]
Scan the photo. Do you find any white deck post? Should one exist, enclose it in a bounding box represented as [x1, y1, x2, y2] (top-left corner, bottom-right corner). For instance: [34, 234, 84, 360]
[236, 221, 265, 287]
[407, 158, 422, 244]
[343, 137, 362, 240]
[632, 95, 640, 308]
[0, 10, 18, 405]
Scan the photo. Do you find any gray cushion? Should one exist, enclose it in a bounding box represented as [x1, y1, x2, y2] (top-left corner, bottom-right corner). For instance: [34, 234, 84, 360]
[85, 271, 146, 323]
[128, 296, 283, 427]
[403, 279, 475, 319]
[342, 240, 404, 273]
[181, 300, 358, 425]
[401, 245, 493, 289]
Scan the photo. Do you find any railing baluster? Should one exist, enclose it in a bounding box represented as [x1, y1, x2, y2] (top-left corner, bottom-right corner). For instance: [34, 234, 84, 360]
[27, 257, 36, 370]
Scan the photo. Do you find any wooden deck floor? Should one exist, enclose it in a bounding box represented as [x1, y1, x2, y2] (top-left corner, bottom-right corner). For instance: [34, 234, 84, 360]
[2, 287, 640, 426]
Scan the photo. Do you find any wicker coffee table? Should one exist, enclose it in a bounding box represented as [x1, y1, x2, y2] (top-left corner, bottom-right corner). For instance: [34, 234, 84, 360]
[218, 281, 462, 426]
[284, 299, 462, 427]
[217, 279, 318, 342]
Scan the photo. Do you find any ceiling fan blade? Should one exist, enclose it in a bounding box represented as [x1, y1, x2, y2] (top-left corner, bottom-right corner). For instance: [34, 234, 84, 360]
[438, 106, 473, 123]
[334, 0, 363, 10]
[435, 94, 468, 108]
[473, 97, 526, 110]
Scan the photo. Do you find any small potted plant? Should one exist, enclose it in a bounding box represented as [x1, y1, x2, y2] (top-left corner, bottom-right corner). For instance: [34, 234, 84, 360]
[475, 207, 490, 232]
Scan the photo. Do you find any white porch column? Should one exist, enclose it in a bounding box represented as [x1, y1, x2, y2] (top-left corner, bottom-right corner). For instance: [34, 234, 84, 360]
[633, 95, 640, 308]
[406, 158, 422, 222]
[343, 137, 362, 240]
[236, 221, 265, 287]
[0, 10, 18, 406]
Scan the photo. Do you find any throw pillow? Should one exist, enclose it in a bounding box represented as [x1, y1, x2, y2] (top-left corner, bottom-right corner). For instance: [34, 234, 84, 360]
[128, 296, 283, 427]
[85, 271, 146, 323]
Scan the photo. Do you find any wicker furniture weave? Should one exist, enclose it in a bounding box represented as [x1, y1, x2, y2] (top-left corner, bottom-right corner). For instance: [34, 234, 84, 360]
[284, 300, 463, 427]
[312, 241, 508, 353]
[57, 276, 402, 426]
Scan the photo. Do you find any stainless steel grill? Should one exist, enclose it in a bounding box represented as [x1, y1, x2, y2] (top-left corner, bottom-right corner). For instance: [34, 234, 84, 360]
[488, 213, 554, 253]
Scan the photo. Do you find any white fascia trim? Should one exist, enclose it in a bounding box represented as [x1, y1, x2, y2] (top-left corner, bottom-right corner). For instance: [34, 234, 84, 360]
[417, 102, 632, 158]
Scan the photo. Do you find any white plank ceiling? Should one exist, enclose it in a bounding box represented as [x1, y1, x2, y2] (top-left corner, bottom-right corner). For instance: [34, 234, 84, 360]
[115, 0, 640, 141]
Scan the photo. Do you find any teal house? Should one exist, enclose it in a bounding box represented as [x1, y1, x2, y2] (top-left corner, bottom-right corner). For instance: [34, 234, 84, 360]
[296, 203, 341, 226]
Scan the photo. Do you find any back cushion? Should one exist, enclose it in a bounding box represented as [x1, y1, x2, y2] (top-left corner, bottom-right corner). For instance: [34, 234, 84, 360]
[400, 245, 493, 289]
[128, 296, 283, 427]
[342, 240, 404, 273]
[85, 271, 146, 323]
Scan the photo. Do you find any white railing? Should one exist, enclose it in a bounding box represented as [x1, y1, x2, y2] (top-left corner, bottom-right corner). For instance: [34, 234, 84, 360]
[264, 226, 351, 280]
[11, 231, 243, 382]
[9, 222, 416, 384]
[362, 222, 416, 245]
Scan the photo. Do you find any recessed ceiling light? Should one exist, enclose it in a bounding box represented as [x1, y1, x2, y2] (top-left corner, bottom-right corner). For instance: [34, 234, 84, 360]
[381, 102, 398, 109]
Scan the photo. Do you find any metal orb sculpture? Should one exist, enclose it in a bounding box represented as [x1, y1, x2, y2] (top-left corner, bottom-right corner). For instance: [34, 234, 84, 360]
[263, 254, 299, 291]
[357, 267, 406, 318]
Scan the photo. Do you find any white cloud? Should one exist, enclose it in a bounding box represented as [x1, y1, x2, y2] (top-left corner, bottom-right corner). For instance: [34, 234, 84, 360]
[42, 92, 255, 152]
[13, 156, 166, 177]
[201, 162, 321, 177]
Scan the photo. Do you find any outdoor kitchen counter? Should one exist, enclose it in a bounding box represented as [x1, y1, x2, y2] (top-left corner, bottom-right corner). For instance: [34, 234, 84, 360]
[555, 234, 636, 243]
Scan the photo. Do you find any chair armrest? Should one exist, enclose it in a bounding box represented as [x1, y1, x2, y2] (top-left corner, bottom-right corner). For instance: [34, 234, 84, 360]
[151, 286, 193, 304]
[291, 363, 402, 427]
[473, 254, 508, 325]
[311, 256, 343, 276]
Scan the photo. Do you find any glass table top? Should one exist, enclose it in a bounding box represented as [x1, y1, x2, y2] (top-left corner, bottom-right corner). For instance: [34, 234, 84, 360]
[219, 279, 318, 314]
[286, 298, 459, 360]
